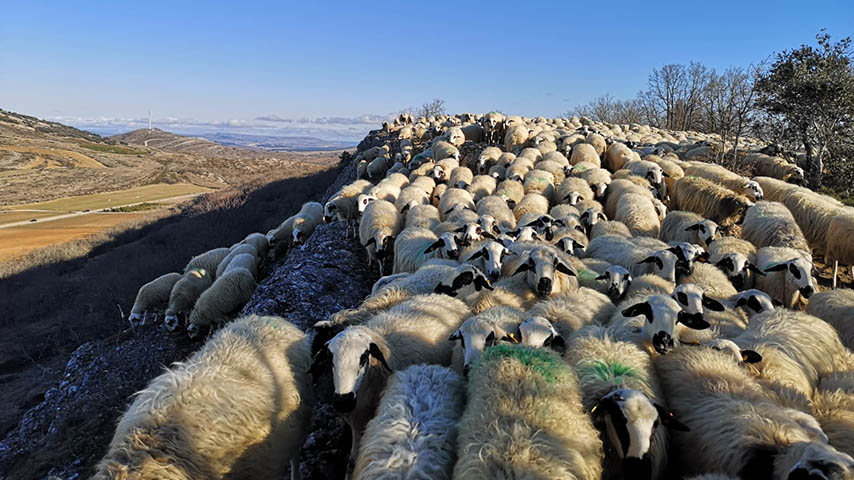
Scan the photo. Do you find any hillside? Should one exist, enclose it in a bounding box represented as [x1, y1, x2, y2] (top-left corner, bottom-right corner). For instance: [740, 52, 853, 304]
[0, 109, 340, 205]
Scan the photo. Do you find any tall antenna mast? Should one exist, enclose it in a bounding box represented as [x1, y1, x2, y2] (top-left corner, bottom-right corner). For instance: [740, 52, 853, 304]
[148, 110, 152, 130]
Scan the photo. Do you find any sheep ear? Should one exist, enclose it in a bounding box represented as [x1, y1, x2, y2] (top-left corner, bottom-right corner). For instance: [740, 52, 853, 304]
[467, 249, 485, 261]
[677, 312, 711, 330]
[746, 263, 766, 276]
[741, 349, 763, 364]
[715, 257, 734, 271]
[734, 296, 748, 308]
[702, 295, 725, 312]
[763, 263, 788, 273]
[653, 404, 690, 432]
[513, 262, 532, 276]
[506, 229, 520, 236]
[369, 343, 393, 372]
[453, 225, 466, 233]
[481, 231, 496, 240]
[484, 331, 497, 347]
[400, 204, 410, 214]
[365, 237, 376, 246]
[555, 261, 576, 276]
[595, 272, 609, 280]
[747, 295, 764, 312]
[448, 330, 462, 342]
[622, 302, 653, 322]
[684, 224, 701, 232]
[424, 239, 445, 253]
[307, 348, 331, 382]
[444, 208, 456, 215]
[474, 274, 493, 291]
[548, 335, 567, 355]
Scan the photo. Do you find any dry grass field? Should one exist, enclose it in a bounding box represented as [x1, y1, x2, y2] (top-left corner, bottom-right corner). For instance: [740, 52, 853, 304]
[3, 182, 212, 213]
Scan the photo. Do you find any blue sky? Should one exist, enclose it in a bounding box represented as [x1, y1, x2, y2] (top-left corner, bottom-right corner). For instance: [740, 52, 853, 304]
[1, 1, 851, 141]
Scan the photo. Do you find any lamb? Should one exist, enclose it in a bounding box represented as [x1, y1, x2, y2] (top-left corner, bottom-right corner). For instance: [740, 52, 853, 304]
[512, 192, 550, 220]
[742, 201, 812, 253]
[437, 187, 475, 220]
[128, 272, 182, 327]
[806, 289, 854, 350]
[310, 294, 469, 471]
[683, 163, 764, 201]
[565, 325, 682, 480]
[660, 210, 720, 248]
[615, 192, 661, 238]
[448, 306, 526, 374]
[215, 243, 258, 279]
[93, 315, 312, 480]
[394, 185, 430, 213]
[164, 269, 213, 332]
[578, 166, 612, 200]
[405, 204, 441, 231]
[359, 199, 404, 276]
[352, 365, 466, 480]
[708, 236, 762, 290]
[393, 227, 460, 274]
[468, 174, 497, 202]
[671, 176, 751, 227]
[184, 247, 230, 277]
[655, 344, 854, 479]
[187, 267, 257, 338]
[452, 345, 604, 480]
[570, 142, 602, 168]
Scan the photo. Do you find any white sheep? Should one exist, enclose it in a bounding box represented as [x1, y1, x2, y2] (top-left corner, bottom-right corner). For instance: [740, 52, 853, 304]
[826, 208, 854, 288]
[755, 246, 815, 308]
[437, 187, 475, 220]
[405, 204, 441, 231]
[605, 142, 638, 171]
[683, 163, 764, 201]
[475, 146, 503, 174]
[609, 294, 711, 355]
[448, 306, 526, 374]
[556, 176, 596, 207]
[464, 239, 511, 281]
[187, 267, 257, 338]
[393, 227, 460, 274]
[671, 176, 751, 227]
[352, 365, 466, 480]
[93, 315, 312, 480]
[128, 272, 182, 327]
[523, 168, 556, 203]
[359, 199, 404, 276]
[240, 232, 270, 259]
[521, 286, 616, 336]
[512, 192, 550, 220]
[184, 247, 230, 277]
[660, 210, 720, 248]
[449, 166, 474, 190]
[453, 344, 604, 480]
[615, 191, 661, 237]
[578, 166, 613, 201]
[806, 288, 854, 351]
[504, 244, 579, 298]
[590, 220, 632, 239]
[325, 179, 374, 237]
[494, 179, 525, 208]
[431, 140, 460, 163]
[468, 174, 497, 202]
[164, 268, 213, 332]
[742, 201, 812, 254]
[394, 185, 430, 214]
[476, 195, 516, 230]
[215, 243, 258, 279]
[585, 235, 680, 283]
[409, 175, 436, 195]
[570, 142, 602, 168]
[708, 236, 762, 290]
[311, 294, 470, 472]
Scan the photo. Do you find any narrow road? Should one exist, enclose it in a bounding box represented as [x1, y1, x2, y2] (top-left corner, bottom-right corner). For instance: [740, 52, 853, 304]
[0, 193, 205, 229]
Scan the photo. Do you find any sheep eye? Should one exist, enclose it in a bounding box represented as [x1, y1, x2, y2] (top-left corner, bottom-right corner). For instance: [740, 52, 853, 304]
[677, 292, 688, 305]
[359, 351, 369, 366]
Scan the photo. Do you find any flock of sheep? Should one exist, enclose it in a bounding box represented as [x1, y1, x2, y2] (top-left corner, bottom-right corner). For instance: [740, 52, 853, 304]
[95, 112, 854, 480]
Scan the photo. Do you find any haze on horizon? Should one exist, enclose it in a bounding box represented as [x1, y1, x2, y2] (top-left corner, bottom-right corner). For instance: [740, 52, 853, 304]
[1, 0, 851, 141]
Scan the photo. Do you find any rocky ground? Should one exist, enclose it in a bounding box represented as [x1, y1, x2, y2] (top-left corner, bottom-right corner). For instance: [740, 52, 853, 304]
[0, 134, 382, 479]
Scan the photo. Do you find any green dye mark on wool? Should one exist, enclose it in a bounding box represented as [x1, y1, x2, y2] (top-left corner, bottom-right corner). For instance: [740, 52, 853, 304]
[576, 269, 599, 282]
[577, 359, 644, 387]
[479, 344, 566, 383]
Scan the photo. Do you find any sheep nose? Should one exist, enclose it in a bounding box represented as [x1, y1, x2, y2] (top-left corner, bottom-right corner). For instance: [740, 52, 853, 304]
[487, 271, 500, 282]
[607, 285, 623, 300]
[333, 392, 357, 413]
[800, 286, 814, 299]
[537, 278, 552, 297]
[187, 324, 200, 339]
[652, 332, 674, 354]
[622, 455, 653, 480]
[164, 316, 178, 331]
[323, 215, 333, 222]
[448, 249, 459, 259]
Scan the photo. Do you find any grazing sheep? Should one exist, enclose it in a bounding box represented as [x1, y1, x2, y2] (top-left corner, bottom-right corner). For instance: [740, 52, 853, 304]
[218, 252, 259, 281]
[311, 294, 469, 472]
[128, 272, 182, 327]
[660, 211, 720, 248]
[393, 227, 460, 274]
[745, 153, 806, 184]
[708, 236, 762, 290]
[187, 267, 257, 338]
[671, 176, 751, 227]
[239, 232, 270, 259]
[449, 306, 526, 374]
[742, 201, 812, 253]
[755, 246, 816, 308]
[684, 163, 764, 201]
[806, 289, 854, 350]
[655, 344, 853, 480]
[570, 142, 602, 168]
[453, 345, 604, 480]
[359, 199, 404, 276]
[352, 365, 466, 480]
[185, 247, 230, 277]
[566, 325, 681, 480]
[216, 244, 258, 279]
[164, 269, 213, 332]
[93, 315, 312, 480]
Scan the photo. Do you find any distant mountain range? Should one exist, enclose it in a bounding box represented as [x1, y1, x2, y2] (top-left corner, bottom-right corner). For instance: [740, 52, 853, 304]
[198, 132, 355, 152]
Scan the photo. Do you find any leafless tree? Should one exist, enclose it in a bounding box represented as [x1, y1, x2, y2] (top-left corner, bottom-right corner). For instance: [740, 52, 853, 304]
[701, 66, 758, 166]
[418, 98, 446, 119]
[569, 94, 645, 124]
[640, 62, 710, 130]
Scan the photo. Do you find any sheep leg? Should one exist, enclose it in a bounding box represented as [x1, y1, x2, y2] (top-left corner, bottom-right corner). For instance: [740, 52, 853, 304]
[290, 456, 301, 480]
[833, 260, 839, 289]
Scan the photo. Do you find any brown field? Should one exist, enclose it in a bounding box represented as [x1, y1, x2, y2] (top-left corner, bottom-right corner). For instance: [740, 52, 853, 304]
[3, 183, 212, 212]
[0, 211, 153, 260]
[0, 210, 57, 225]
[0, 144, 105, 168]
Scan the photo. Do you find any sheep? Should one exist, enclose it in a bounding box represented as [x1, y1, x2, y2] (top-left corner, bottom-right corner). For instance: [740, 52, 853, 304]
[615, 192, 661, 238]
[352, 365, 466, 480]
[586, 132, 607, 156]
[781, 189, 842, 258]
[394, 185, 430, 214]
[504, 244, 579, 297]
[367, 154, 391, 180]
[556, 176, 596, 207]
[437, 188, 475, 220]
[409, 160, 435, 179]
[811, 388, 854, 459]
[468, 174, 497, 202]
[655, 344, 854, 479]
[660, 210, 721, 248]
[745, 153, 806, 184]
[465, 240, 511, 281]
[644, 154, 684, 193]
[578, 167, 613, 201]
[603, 178, 652, 219]
[128, 272, 182, 327]
[215, 243, 258, 279]
[504, 124, 531, 153]
[552, 227, 588, 257]
[359, 199, 404, 276]
[405, 204, 441, 231]
[519, 147, 543, 162]
[623, 159, 666, 194]
[590, 220, 632, 239]
[512, 192, 550, 220]
[504, 160, 531, 183]
[708, 236, 762, 290]
[494, 179, 525, 208]
[585, 235, 680, 283]
[445, 126, 466, 146]
[93, 315, 312, 480]
[523, 286, 616, 331]
[826, 208, 854, 288]
[481, 112, 506, 144]
[240, 232, 270, 259]
[755, 246, 816, 308]
[726, 289, 778, 318]
[431, 140, 460, 162]
[534, 159, 566, 184]
[435, 159, 464, 185]
[742, 201, 812, 253]
[467, 276, 539, 313]
[453, 345, 604, 480]
[605, 142, 638, 171]
[565, 325, 681, 480]
[475, 146, 503, 173]
[409, 175, 436, 195]
[592, 265, 633, 301]
[806, 289, 854, 350]
[393, 227, 460, 274]
[476, 195, 516, 230]
[677, 262, 739, 300]
[671, 176, 751, 227]
[570, 142, 602, 168]
[185, 247, 230, 277]
[164, 269, 213, 332]
[449, 166, 474, 190]
[310, 294, 470, 471]
[609, 293, 712, 354]
[683, 163, 764, 201]
[448, 306, 526, 374]
[186, 267, 257, 338]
